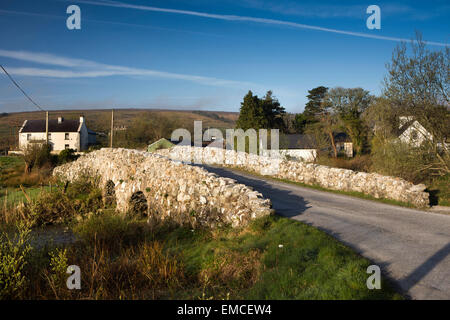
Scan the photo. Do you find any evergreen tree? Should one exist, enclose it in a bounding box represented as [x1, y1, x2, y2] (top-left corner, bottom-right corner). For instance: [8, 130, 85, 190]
[260, 91, 286, 130]
[236, 90, 286, 130]
[304, 86, 328, 119]
[293, 113, 308, 134]
[236, 90, 262, 130]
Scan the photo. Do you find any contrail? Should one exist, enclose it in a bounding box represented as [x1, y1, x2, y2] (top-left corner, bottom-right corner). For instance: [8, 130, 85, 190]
[75, 0, 448, 47]
[0, 49, 258, 88]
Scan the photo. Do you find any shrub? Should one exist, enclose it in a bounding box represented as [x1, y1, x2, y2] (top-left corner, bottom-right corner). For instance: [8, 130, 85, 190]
[73, 213, 147, 249]
[44, 248, 69, 299]
[370, 138, 440, 183]
[0, 223, 32, 299]
[23, 143, 52, 173]
[57, 149, 78, 165]
[317, 155, 372, 172]
[19, 177, 104, 226]
[137, 241, 184, 288]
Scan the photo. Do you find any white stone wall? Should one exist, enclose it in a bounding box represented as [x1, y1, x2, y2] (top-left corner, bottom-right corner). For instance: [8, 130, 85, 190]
[53, 148, 273, 228]
[156, 146, 430, 208]
[261, 149, 317, 162]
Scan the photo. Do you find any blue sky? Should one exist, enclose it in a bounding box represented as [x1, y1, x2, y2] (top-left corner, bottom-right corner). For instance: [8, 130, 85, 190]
[0, 0, 448, 113]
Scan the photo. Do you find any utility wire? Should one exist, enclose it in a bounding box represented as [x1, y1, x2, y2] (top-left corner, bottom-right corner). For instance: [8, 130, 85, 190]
[0, 64, 45, 111]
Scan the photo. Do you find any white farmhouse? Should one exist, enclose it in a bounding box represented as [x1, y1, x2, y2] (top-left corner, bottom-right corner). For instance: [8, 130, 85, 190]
[19, 116, 96, 152]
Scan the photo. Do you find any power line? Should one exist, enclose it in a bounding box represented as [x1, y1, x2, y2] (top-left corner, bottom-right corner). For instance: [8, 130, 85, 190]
[0, 64, 45, 111]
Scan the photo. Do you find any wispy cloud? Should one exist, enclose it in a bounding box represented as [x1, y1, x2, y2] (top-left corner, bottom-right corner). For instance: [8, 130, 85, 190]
[74, 0, 448, 47]
[0, 49, 256, 88]
[0, 9, 223, 38]
[238, 0, 366, 19]
[237, 0, 449, 21]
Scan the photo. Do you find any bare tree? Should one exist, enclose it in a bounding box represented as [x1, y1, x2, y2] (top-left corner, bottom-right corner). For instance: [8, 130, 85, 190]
[383, 33, 450, 175]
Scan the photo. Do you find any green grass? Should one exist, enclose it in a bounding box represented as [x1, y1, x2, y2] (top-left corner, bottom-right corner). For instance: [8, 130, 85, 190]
[2, 213, 403, 299]
[227, 166, 417, 209]
[159, 215, 402, 299]
[0, 186, 51, 208]
[64, 214, 404, 299]
[427, 174, 450, 207]
[0, 156, 23, 170]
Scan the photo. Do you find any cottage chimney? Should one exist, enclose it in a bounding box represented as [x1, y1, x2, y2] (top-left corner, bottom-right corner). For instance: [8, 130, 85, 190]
[58, 117, 63, 124]
[80, 115, 85, 123]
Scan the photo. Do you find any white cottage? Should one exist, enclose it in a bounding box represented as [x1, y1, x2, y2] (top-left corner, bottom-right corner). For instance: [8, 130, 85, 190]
[398, 116, 433, 147]
[19, 116, 96, 152]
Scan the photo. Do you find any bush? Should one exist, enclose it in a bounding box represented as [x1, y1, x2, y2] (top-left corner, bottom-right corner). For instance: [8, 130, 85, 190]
[57, 149, 78, 165]
[0, 223, 32, 299]
[23, 143, 52, 173]
[19, 177, 104, 226]
[370, 138, 439, 183]
[73, 212, 147, 249]
[317, 155, 372, 172]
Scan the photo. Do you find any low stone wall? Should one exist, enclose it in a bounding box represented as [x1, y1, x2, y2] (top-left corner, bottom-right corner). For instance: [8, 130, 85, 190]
[53, 148, 272, 228]
[156, 146, 430, 207]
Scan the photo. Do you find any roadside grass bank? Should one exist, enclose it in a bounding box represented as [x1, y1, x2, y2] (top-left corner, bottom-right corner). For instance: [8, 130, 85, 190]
[428, 175, 450, 207]
[0, 213, 403, 300]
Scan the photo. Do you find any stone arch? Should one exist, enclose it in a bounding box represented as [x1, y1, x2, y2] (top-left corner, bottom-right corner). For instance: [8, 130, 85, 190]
[128, 191, 148, 216]
[104, 180, 117, 206]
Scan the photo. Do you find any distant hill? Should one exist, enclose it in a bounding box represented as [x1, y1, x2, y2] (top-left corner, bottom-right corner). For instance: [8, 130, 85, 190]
[0, 109, 238, 150]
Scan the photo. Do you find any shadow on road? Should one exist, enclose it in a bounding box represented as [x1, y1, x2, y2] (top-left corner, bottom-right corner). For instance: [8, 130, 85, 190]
[200, 165, 311, 217]
[402, 242, 450, 292]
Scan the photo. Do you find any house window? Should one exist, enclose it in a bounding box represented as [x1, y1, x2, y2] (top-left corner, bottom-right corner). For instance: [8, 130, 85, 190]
[65, 144, 70, 149]
[65, 133, 69, 140]
[48, 133, 52, 141]
[411, 130, 418, 141]
[27, 134, 31, 141]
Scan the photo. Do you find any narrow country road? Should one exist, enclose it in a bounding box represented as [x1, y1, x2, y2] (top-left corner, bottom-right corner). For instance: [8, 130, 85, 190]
[202, 165, 450, 300]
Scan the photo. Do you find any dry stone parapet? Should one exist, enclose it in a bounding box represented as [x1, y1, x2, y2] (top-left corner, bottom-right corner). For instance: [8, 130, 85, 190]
[53, 148, 273, 228]
[156, 146, 429, 208]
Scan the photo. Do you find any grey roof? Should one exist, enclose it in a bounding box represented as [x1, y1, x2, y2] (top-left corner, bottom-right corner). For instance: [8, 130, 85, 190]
[334, 132, 351, 143]
[20, 119, 80, 133]
[397, 119, 416, 136]
[281, 134, 317, 149]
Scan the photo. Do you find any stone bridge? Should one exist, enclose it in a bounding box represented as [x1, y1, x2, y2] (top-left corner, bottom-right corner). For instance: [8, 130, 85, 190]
[53, 148, 273, 228]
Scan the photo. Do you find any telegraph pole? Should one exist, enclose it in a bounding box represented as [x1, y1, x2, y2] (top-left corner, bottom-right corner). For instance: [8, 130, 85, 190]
[110, 109, 114, 148]
[45, 111, 49, 144]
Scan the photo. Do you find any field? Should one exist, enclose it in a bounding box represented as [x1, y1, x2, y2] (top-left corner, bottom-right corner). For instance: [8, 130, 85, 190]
[0, 109, 238, 150]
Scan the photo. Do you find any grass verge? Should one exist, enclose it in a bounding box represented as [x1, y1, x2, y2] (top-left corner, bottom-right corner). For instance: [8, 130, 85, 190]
[1, 212, 403, 300]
